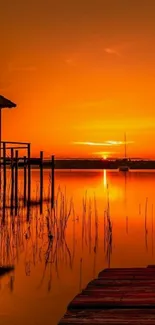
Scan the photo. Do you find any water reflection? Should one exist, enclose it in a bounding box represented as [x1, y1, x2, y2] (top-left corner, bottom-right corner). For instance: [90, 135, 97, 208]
[103, 169, 107, 188]
[0, 170, 155, 324]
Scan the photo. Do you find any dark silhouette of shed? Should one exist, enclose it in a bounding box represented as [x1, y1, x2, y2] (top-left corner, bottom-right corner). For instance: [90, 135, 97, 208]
[0, 95, 16, 109]
[0, 95, 16, 157]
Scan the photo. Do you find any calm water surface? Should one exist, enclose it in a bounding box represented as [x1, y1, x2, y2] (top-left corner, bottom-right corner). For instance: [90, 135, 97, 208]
[0, 170, 155, 325]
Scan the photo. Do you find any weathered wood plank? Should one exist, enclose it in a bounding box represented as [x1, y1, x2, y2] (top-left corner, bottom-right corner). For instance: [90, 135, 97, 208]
[101, 268, 147, 272]
[103, 268, 151, 271]
[98, 268, 155, 278]
[98, 275, 155, 280]
[81, 292, 155, 298]
[58, 308, 155, 324]
[147, 265, 155, 268]
[83, 287, 155, 294]
[68, 293, 155, 309]
[88, 279, 155, 287]
[99, 269, 155, 277]
[88, 279, 132, 286]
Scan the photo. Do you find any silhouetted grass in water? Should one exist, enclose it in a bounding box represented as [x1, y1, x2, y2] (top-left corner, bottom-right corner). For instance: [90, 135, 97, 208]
[81, 191, 99, 258]
[0, 182, 101, 291]
[126, 216, 128, 234]
[152, 203, 154, 256]
[94, 194, 98, 253]
[92, 194, 98, 278]
[145, 197, 148, 251]
[88, 198, 92, 253]
[104, 184, 113, 268]
[0, 186, 74, 274]
[139, 203, 141, 215]
[79, 257, 83, 292]
[82, 191, 87, 249]
[72, 203, 76, 266]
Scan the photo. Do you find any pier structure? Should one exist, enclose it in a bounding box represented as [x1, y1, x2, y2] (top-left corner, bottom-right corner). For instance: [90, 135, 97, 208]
[0, 95, 55, 217]
[59, 265, 155, 324]
[0, 141, 55, 216]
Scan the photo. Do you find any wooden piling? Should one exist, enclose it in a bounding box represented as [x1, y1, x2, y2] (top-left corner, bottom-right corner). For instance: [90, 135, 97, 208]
[23, 156, 27, 206]
[11, 148, 14, 214]
[2, 142, 6, 221]
[40, 151, 43, 213]
[3, 142, 6, 196]
[51, 155, 55, 209]
[27, 143, 31, 207]
[15, 150, 18, 212]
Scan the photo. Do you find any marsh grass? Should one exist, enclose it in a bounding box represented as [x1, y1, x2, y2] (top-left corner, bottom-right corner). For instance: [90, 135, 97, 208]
[104, 184, 113, 267]
[151, 203, 154, 256]
[0, 178, 102, 290]
[145, 197, 148, 251]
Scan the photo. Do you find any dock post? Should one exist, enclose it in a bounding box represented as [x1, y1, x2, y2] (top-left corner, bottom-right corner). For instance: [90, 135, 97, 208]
[40, 151, 43, 213]
[2, 142, 6, 220]
[27, 143, 31, 206]
[3, 142, 6, 196]
[51, 155, 55, 209]
[27, 143, 31, 221]
[23, 156, 27, 206]
[0, 140, 1, 192]
[11, 148, 14, 215]
[15, 150, 18, 213]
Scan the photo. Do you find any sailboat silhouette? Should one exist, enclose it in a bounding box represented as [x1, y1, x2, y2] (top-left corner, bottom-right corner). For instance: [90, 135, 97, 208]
[119, 133, 129, 172]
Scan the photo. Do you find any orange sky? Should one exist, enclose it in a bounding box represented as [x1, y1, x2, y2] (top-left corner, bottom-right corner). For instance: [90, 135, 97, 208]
[1, 0, 155, 158]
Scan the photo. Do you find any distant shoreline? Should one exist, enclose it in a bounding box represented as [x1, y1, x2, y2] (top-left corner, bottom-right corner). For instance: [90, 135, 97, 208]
[32, 159, 155, 170]
[2, 158, 155, 170]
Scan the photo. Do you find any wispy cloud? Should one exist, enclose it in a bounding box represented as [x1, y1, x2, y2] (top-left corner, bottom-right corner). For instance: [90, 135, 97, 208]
[93, 151, 119, 155]
[106, 140, 134, 145]
[73, 140, 134, 146]
[104, 48, 120, 57]
[104, 41, 134, 57]
[73, 141, 112, 146]
[65, 58, 76, 66]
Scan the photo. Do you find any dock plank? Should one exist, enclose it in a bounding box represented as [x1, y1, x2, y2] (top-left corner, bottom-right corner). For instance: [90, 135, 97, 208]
[83, 287, 155, 294]
[97, 275, 155, 280]
[87, 278, 155, 287]
[59, 309, 155, 324]
[99, 269, 155, 277]
[68, 297, 155, 309]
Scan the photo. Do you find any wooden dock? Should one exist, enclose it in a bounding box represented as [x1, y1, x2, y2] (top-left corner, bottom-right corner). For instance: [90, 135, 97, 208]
[59, 265, 155, 324]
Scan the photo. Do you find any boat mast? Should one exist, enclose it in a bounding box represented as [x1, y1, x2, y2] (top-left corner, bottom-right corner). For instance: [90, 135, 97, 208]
[124, 132, 127, 159]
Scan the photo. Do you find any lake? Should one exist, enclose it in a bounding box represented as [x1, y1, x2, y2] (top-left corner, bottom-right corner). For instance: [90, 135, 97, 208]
[0, 169, 155, 325]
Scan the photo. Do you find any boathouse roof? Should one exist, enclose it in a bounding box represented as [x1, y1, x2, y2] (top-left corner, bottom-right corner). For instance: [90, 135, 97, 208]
[0, 95, 16, 109]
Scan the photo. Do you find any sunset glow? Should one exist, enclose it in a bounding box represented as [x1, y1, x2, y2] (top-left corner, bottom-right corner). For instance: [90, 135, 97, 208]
[1, 1, 155, 158]
[103, 154, 108, 160]
[93, 151, 117, 159]
[2, 2, 155, 325]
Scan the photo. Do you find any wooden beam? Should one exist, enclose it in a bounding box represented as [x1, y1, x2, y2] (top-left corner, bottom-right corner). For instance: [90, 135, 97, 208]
[1, 141, 30, 145]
